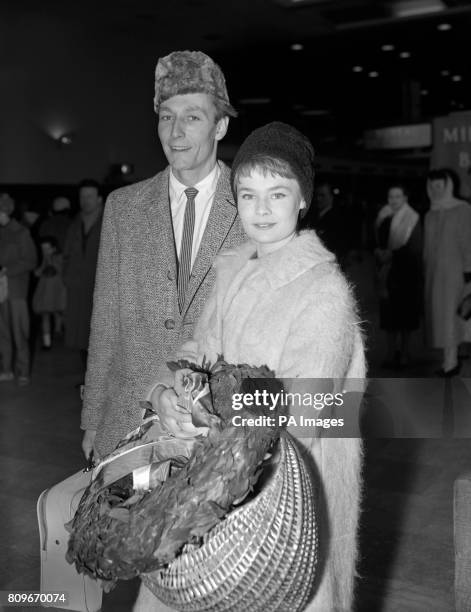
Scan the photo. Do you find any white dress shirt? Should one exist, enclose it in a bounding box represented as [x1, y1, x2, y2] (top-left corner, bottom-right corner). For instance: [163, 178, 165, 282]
[169, 163, 220, 268]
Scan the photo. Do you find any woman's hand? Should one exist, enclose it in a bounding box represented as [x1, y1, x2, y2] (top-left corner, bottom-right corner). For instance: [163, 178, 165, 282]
[175, 340, 199, 363]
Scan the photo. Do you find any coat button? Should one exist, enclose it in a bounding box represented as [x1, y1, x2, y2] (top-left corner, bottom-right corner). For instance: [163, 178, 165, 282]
[164, 319, 175, 330]
[167, 269, 175, 281]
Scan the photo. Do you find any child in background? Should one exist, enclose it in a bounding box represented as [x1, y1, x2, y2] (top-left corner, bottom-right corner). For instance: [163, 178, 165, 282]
[33, 236, 67, 349]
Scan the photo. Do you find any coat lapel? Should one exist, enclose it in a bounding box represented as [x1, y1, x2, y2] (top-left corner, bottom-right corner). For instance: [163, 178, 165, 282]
[141, 167, 178, 283]
[183, 163, 237, 316]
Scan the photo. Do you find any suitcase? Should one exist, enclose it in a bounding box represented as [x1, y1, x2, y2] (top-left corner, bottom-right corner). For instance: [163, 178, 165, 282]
[37, 469, 103, 611]
[36, 415, 196, 611]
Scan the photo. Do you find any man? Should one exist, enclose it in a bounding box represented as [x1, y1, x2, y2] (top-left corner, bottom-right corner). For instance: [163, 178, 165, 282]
[63, 180, 103, 376]
[313, 181, 350, 265]
[0, 193, 37, 385]
[81, 51, 245, 461]
[39, 196, 72, 252]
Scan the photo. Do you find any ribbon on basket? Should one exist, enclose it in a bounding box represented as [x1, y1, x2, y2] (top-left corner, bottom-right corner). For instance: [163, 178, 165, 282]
[90, 415, 194, 494]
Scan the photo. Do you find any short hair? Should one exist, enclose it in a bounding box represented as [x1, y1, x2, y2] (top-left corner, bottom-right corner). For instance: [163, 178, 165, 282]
[316, 181, 333, 190]
[388, 183, 409, 199]
[52, 196, 71, 212]
[0, 193, 15, 215]
[427, 168, 461, 197]
[212, 95, 238, 123]
[232, 155, 298, 192]
[78, 179, 101, 196]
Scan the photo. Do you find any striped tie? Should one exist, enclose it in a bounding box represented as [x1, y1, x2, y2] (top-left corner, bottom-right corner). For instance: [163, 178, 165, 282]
[178, 187, 198, 312]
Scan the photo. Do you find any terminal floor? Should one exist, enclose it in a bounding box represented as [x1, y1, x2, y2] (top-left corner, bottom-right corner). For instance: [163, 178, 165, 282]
[1, 306, 470, 611]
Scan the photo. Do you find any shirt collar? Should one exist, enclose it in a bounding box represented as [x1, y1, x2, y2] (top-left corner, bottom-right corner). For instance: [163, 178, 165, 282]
[169, 163, 220, 201]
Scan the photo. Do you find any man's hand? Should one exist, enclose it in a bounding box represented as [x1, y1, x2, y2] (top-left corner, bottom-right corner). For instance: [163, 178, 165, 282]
[82, 429, 97, 462]
[151, 386, 208, 439]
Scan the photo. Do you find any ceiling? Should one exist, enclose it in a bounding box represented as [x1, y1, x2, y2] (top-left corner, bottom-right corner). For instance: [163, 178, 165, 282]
[4, 0, 471, 157]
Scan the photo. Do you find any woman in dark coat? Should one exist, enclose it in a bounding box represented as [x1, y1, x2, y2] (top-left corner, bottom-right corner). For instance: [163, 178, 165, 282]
[375, 184, 422, 368]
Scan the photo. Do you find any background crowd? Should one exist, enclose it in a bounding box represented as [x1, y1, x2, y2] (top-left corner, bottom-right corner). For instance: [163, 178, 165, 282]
[1, 167, 470, 387]
[0, 179, 103, 387]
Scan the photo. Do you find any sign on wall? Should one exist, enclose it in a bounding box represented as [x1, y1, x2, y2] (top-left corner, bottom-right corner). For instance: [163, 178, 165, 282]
[431, 111, 471, 198]
[364, 123, 432, 150]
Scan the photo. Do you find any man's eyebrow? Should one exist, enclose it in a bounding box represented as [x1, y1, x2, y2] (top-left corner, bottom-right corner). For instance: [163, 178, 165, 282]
[185, 105, 205, 112]
[159, 105, 206, 113]
[184, 105, 210, 117]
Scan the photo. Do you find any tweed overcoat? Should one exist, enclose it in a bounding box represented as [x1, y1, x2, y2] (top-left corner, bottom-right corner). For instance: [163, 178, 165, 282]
[182, 231, 365, 612]
[82, 162, 245, 455]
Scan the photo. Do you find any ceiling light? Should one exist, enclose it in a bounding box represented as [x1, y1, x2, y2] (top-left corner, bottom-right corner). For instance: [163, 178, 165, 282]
[437, 23, 452, 31]
[421, 89, 429, 95]
[352, 65, 363, 73]
[381, 44, 394, 51]
[368, 71, 379, 78]
[441, 69, 450, 76]
[290, 43, 304, 51]
[399, 51, 411, 59]
[58, 134, 73, 146]
[120, 164, 134, 175]
[452, 75, 462, 82]
[392, 0, 445, 18]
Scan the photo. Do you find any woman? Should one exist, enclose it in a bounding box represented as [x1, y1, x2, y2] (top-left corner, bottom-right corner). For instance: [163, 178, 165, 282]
[141, 122, 366, 611]
[375, 184, 422, 368]
[424, 168, 471, 376]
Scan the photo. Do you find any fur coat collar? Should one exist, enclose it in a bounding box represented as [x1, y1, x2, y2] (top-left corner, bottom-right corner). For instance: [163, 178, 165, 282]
[213, 230, 335, 290]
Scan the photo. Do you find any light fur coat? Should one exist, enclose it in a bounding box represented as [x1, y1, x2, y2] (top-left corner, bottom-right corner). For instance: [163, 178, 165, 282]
[172, 230, 365, 611]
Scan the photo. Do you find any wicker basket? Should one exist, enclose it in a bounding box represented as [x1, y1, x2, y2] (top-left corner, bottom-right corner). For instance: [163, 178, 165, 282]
[142, 433, 318, 612]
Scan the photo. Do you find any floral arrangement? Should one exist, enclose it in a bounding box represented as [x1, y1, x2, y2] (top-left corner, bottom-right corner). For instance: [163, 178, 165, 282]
[66, 357, 284, 592]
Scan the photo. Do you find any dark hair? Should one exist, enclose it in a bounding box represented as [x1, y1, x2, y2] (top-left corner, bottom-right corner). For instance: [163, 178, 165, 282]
[316, 181, 333, 192]
[427, 168, 461, 197]
[232, 155, 298, 191]
[212, 96, 238, 122]
[387, 183, 409, 199]
[78, 179, 102, 196]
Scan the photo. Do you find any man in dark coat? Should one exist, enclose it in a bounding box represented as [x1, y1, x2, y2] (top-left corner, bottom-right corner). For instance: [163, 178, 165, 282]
[81, 51, 245, 462]
[0, 193, 37, 385]
[39, 196, 72, 252]
[63, 180, 103, 373]
[314, 182, 350, 265]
